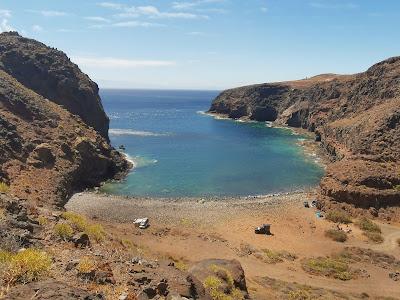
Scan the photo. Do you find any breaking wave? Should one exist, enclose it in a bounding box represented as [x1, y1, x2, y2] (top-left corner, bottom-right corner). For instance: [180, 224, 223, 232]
[109, 129, 170, 137]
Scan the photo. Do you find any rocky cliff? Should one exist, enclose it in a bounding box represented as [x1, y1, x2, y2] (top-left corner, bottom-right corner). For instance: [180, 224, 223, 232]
[209, 57, 400, 210]
[0, 32, 130, 206]
[0, 32, 109, 139]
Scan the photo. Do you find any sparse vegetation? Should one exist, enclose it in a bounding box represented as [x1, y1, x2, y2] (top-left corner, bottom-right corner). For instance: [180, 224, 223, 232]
[325, 229, 347, 242]
[174, 260, 188, 272]
[85, 224, 105, 242]
[357, 217, 381, 233]
[302, 257, 352, 281]
[364, 231, 384, 244]
[54, 223, 74, 240]
[261, 249, 284, 263]
[256, 249, 297, 264]
[326, 210, 352, 224]
[60, 211, 106, 243]
[77, 256, 96, 274]
[0, 208, 5, 220]
[61, 211, 87, 231]
[203, 265, 244, 300]
[37, 216, 48, 226]
[0, 249, 51, 284]
[288, 289, 312, 300]
[0, 182, 9, 194]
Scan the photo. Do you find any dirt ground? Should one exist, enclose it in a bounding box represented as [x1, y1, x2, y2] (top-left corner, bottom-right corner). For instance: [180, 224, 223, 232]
[66, 191, 400, 299]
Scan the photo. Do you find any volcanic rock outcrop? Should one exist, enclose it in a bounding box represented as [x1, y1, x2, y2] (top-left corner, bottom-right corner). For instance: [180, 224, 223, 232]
[0, 32, 130, 206]
[0, 32, 109, 139]
[209, 58, 400, 209]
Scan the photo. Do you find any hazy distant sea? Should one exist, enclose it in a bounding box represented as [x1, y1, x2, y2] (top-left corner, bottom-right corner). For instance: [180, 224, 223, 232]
[100, 89, 324, 197]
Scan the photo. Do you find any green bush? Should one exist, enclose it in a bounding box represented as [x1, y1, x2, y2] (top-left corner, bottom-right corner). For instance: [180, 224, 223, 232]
[0, 182, 9, 194]
[0, 249, 51, 284]
[85, 224, 105, 242]
[357, 217, 381, 233]
[326, 210, 352, 224]
[54, 223, 74, 240]
[60, 212, 106, 243]
[302, 257, 352, 280]
[60, 211, 87, 231]
[325, 229, 347, 242]
[77, 256, 96, 274]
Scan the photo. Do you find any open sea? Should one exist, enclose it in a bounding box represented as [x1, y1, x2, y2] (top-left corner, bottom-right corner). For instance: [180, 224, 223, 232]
[100, 89, 324, 197]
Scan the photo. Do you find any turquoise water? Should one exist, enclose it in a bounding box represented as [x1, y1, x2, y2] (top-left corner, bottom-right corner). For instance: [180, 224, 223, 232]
[100, 89, 324, 197]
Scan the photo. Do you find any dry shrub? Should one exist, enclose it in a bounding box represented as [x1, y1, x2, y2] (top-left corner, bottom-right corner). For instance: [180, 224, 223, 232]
[54, 223, 74, 240]
[0, 182, 9, 194]
[302, 257, 352, 281]
[364, 231, 384, 244]
[357, 217, 381, 233]
[61, 211, 106, 243]
[326, 210, 352, 224]
[0, 249, 51, 284]
[325, 229, 347, 242]
[77, 256, 96, 274]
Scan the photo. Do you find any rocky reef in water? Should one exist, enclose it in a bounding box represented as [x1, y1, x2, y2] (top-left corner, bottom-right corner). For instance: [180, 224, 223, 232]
[0, 32, 130, 206]
[209, 58, 400, 212]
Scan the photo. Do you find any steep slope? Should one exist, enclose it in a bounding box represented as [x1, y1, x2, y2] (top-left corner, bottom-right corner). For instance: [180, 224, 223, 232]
[0, 32, 109, 139]
[209, 57, 400, 209]
[0, 33, 130, 206]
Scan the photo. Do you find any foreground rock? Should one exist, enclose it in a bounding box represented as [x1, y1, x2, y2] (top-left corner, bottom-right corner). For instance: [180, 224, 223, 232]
[189, 259, 249, 299]
[209, 58, 400, 211]
[5, 280, 104, 299]
[0, 32, 130, 206]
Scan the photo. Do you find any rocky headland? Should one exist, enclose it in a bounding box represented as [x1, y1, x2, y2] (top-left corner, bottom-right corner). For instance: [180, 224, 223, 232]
[0, 32, 130, 207]
[208, 58, 400, 217]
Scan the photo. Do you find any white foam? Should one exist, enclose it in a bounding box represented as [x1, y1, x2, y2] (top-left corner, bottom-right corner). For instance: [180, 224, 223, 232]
[109, 129, 170, 137]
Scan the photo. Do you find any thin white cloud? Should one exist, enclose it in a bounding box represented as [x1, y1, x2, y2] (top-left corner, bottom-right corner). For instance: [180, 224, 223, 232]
[0, 19, 14, 32]
[98, 3, 207, 19]
[172, 0, 225, 10]
[309, 2, 359, 9]
[32, 24, 43, 32]
[97, 2, 124, 10]
[0, 9, 11, 18]
[72, 56, 176, 68]
[187, 31, 206, 36]
[261, 7, 268, 13]
[85, 16, 110, 23]
[27, 10, 69, 17]
[112, 21, 165, 28]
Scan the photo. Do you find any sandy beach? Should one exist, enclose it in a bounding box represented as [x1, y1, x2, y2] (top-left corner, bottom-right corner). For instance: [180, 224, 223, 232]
[66, 191, 400, 299]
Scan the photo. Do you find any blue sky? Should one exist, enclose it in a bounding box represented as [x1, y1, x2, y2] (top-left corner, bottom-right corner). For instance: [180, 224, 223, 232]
[0, 0, 399, 89]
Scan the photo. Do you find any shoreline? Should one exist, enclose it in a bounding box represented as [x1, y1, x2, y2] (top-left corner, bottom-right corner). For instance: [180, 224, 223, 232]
[203, 110, 329, 168]
[66, 189, 316, 226]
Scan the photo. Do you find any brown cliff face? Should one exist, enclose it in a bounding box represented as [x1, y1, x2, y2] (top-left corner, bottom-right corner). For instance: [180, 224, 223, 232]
[209, 58, 400, 209]
[0, 33, 130, 206]
[0, 32, 109, 139]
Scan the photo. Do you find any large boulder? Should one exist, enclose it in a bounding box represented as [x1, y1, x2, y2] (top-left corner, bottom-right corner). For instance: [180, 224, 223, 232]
[189, 259, 249, 299]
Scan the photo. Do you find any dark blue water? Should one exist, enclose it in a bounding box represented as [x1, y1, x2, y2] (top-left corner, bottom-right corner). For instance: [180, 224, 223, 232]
[100, 89, 324, 197]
